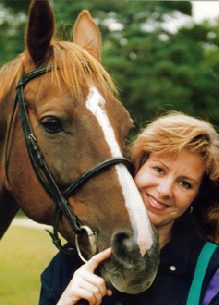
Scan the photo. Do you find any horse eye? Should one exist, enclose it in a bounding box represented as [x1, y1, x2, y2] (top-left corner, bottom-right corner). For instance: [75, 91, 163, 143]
[41, 116, 63, 134]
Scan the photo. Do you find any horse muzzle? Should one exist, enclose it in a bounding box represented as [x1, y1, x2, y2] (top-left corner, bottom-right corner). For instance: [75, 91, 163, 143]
[102, 230, 160, 294]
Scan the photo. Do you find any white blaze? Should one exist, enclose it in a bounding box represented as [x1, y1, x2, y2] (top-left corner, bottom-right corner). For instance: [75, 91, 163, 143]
[85, 86, 153, 256]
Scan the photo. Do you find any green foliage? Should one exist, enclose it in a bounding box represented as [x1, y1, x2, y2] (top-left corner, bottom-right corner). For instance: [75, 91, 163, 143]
[0, 0, 27, 13]
[0, 1, 28, 64]
[0, 0, 219, 127]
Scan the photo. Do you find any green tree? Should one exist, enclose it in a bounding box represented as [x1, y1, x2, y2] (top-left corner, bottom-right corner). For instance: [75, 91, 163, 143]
[0, 0, 28, 64]
[52, 0, 219, 126]
[1, 0, 219, 127]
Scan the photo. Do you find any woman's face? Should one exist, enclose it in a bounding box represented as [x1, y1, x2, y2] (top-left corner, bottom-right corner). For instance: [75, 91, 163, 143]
[134, 150, 206, 230]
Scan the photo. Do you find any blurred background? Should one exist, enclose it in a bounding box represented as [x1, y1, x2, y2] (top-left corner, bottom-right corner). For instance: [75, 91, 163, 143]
[1, 0, 219, 128]
[1, 1, 219, 304]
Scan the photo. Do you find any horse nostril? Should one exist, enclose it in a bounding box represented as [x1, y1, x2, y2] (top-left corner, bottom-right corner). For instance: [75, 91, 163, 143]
[111, 231, 139, 268]
[115, 232, 136, 252]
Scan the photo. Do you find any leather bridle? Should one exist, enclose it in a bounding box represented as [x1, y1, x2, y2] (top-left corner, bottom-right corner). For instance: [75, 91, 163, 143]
[6, 66, 134, 261]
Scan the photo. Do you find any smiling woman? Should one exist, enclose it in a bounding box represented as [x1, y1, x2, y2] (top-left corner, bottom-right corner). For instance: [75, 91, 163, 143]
[134, 150, 206, 241]
[40, 111, 219, 305]
[132, 111, 219, 244]
[125, 111, 219, 305]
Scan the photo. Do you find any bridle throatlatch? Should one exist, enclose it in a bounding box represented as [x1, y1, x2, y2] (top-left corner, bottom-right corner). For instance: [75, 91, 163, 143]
[11, 66, 134, 262]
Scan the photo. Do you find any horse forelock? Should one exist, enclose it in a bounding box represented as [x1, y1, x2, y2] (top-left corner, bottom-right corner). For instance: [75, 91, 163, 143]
[0, 40, 117, 105]
[50, 40, 117, 102]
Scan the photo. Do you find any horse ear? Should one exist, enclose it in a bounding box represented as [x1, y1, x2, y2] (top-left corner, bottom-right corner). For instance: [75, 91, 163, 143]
[73, 10, 102, 61]
[25, 0, 55, 65]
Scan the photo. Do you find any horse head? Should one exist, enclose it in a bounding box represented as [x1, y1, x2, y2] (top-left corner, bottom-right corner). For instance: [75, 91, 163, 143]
[0, 0, 159, 293]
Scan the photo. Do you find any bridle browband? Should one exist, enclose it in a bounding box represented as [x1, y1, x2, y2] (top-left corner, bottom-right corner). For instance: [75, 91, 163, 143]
[7, 66, 134, 260]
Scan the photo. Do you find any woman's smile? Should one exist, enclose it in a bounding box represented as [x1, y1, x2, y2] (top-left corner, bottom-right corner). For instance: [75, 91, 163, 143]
[145, 194, 170, 211]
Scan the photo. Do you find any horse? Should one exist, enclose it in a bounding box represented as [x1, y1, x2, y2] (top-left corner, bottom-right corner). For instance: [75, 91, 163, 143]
[0, 0, 159, 294]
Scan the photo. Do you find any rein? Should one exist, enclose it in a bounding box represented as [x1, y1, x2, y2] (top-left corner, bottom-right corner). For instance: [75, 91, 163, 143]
[7, 66, 134, 261]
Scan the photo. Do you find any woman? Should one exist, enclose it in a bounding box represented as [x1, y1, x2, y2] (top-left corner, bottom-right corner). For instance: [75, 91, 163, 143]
[40, 111, 219, 305]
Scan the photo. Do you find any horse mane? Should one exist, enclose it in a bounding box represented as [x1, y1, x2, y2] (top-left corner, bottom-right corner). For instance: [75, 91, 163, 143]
[0, 40, 117, 103]
[0, 54, 25, 101]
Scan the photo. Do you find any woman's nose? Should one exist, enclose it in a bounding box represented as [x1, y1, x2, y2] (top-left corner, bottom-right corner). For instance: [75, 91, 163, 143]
[157, 179, 173, 197]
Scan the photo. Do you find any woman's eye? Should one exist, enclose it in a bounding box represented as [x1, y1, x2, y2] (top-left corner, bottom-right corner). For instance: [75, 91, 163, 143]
[41, 116, 63, 134]
[153, 166, 164, 174]
[180, 180, 192, 190]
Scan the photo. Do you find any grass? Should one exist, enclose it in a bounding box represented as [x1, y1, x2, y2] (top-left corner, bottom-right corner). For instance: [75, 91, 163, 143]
[0, 220, 58, 305]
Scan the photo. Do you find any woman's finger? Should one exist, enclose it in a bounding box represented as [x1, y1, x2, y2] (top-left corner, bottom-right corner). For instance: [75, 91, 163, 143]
[77, 271, 108, 297]
[78, 279, 103, 305]
[57, 248, 112, 305]
[72, 287, 97, 305]
[84, 248, 112, 272]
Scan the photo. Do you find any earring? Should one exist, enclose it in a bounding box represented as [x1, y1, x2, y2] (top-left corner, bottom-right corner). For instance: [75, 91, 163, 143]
[189, 205, 194, 214]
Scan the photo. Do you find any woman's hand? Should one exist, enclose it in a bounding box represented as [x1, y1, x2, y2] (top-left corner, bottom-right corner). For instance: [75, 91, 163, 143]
[57, 248, 112, 305]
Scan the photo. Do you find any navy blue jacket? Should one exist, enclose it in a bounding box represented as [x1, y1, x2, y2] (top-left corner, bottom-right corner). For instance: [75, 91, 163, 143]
[39, 217, 219, 305]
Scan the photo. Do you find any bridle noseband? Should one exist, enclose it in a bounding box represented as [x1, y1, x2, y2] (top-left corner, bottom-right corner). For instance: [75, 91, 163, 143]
[7, 66, 134, 261]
